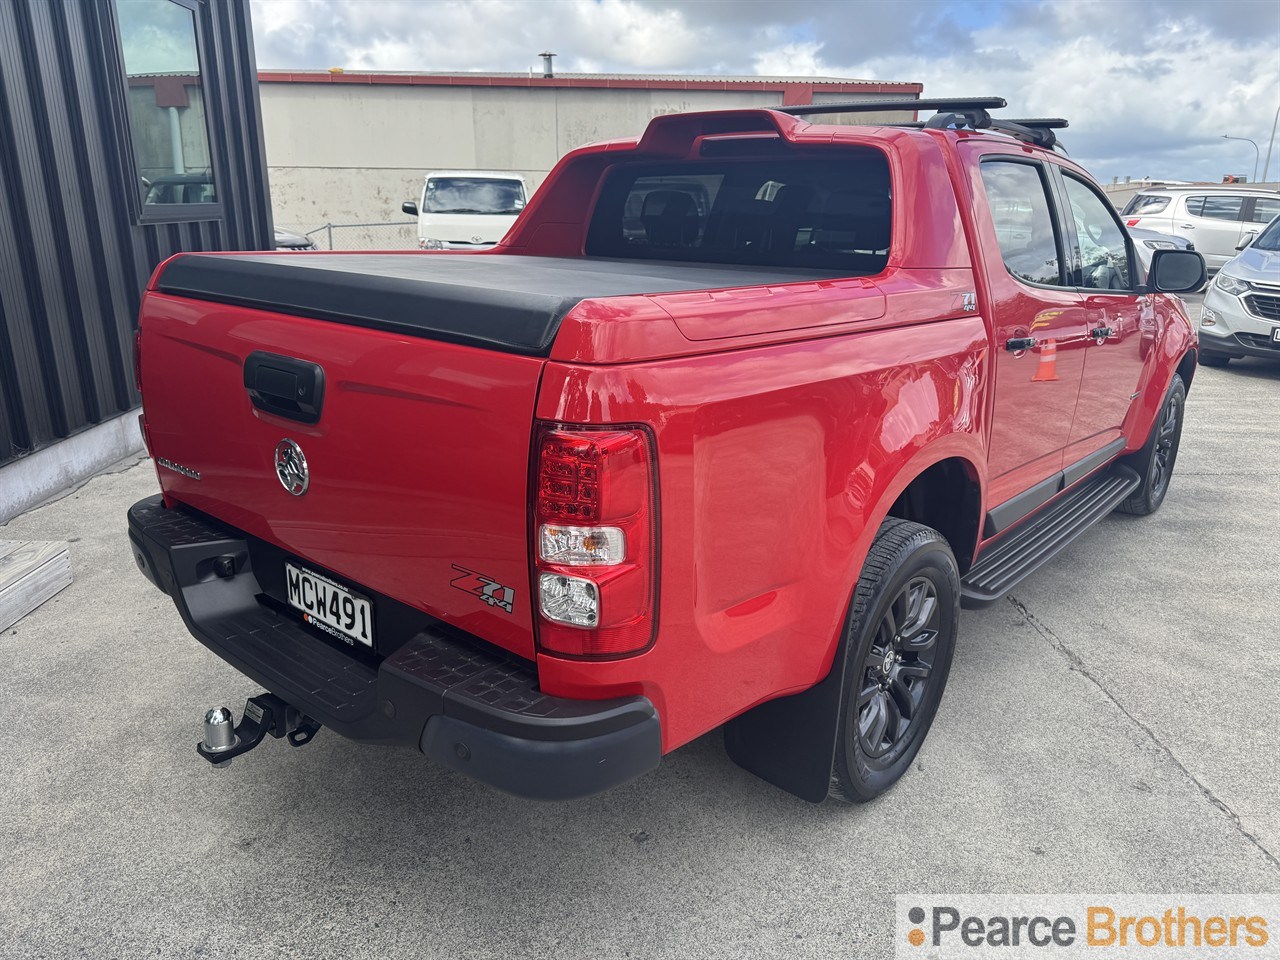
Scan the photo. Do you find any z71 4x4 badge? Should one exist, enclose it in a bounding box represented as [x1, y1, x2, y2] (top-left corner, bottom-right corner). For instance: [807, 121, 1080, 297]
[450, 565, 515, 614]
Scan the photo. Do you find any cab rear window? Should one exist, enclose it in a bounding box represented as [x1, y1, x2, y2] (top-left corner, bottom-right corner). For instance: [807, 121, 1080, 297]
[585, 151, 891, 273]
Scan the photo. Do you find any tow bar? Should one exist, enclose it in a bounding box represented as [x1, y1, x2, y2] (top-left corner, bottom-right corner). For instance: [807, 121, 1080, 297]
[197, 692, 322, 767]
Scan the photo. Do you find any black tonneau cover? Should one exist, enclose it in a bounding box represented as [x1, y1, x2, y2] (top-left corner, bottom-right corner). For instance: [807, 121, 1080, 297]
[156, 253, 846, 355]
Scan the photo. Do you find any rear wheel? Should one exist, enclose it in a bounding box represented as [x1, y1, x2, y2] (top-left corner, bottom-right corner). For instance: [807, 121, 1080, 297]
[1118, 374, 1186, 516]
[830, 520, 958, 803]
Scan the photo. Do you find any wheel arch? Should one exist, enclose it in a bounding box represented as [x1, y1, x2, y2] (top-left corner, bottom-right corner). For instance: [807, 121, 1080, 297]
[1177, 347, 1197, 394]
[882, 455, 983, 575]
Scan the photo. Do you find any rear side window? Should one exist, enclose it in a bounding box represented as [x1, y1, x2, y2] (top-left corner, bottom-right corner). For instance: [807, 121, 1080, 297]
[979, 160, 1064, 286]
[1187, 196, 1245, 221]
[1121, 194, 1170, 216]
[585, 151, 892, 272]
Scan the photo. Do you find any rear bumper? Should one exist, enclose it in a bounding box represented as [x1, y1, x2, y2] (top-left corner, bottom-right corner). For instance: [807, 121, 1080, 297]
[128, 495, 660, 799]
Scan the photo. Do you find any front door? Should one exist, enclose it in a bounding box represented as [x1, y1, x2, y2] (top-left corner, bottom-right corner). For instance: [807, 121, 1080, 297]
[974, 157, 1090, 517]
[1057, 171, 1147, 461]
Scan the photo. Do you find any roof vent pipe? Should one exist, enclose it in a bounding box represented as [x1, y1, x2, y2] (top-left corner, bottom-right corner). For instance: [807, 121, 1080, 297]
[539, 51, 556, 79]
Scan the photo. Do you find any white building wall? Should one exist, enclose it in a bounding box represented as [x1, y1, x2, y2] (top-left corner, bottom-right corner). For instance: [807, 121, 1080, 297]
[259, 83, 904, 246]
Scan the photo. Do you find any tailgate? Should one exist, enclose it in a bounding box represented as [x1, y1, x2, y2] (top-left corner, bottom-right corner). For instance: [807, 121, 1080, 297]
[140, 292, 543, 660]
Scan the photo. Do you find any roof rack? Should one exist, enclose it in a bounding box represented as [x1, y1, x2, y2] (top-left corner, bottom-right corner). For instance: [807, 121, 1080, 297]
[777, 97, 1068, 151]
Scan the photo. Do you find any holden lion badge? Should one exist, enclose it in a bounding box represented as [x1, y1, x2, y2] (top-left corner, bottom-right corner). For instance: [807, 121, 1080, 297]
[274, 439, 309, 496]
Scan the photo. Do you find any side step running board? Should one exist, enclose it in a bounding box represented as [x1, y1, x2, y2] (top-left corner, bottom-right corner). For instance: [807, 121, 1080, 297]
[962, 463, 1141, 608]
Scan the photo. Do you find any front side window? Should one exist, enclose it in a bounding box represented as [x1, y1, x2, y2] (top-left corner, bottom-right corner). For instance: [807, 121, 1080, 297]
[115, 0, 217, 210]
[979, 161, 1063, 286]
[1062, 176, 1133, 291]
[1188, 195, 1245, 221]
[1121, 194, 1170, 216]
[1249, 197, 1280, 224]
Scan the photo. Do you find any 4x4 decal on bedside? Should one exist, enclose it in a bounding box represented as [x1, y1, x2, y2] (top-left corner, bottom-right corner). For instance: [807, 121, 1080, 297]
[450, 565, 516, 614]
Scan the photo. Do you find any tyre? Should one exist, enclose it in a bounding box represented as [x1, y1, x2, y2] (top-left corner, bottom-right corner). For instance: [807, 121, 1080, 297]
[1118, 373, 1186, 516]
[1198, 352, 1231, 368]
[830, 519, 959, 803]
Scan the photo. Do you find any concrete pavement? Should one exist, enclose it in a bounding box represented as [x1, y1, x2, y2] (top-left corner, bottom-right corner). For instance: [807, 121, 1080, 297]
[1, 345, 1277, 959]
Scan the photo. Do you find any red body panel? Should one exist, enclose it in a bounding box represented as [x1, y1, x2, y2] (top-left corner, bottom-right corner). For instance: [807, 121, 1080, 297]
[139, 108, 1197, 757]
[142, 294, 543, 659]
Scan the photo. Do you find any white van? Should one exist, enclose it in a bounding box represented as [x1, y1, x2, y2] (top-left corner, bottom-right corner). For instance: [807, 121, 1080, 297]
[402, 171, 528, 250]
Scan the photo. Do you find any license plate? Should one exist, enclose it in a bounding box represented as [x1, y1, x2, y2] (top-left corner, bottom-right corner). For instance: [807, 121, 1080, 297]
[285, 562, 373, 647]
[1272, 328, 1280, 343]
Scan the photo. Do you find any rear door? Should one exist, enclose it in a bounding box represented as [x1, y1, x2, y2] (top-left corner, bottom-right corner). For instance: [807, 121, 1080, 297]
[972, 155, 1090, 525]
[1055, 169, 1147, 462]
[1178, 194, 1249, 268]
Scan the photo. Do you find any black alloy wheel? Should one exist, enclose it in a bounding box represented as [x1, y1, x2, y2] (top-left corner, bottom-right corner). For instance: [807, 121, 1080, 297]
[1118, 373, 1186, 517]
[856, 576, 940, 759]
[830, 519, 959, 803]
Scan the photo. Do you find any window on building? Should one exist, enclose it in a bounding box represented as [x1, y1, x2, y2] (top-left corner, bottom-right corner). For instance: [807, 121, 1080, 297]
[979, 161, 1064, 286]
[115, 0, 218, 212]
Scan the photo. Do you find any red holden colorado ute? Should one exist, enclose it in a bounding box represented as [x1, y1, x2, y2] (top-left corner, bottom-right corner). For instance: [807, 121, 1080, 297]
[127, 97, 1206, 803]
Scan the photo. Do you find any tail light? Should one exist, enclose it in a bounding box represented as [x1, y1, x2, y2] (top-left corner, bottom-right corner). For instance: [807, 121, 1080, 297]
[532, 423, 658, 658]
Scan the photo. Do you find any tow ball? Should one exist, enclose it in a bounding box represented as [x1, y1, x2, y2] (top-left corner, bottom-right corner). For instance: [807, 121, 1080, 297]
[197, 692, 322, 767]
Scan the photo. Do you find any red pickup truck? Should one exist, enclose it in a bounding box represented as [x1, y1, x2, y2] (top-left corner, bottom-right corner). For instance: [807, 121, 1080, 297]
[128, 97, 1206, 803]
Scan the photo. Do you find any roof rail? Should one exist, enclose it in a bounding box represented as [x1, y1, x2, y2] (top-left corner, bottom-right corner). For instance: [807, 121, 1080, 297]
[778, 97, 1068, 152]
[777, 97, 1006, 118]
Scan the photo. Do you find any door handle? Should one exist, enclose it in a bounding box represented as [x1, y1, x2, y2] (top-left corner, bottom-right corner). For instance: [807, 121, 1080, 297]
[1006, 337, 1037, 352]
[1180, 224, 1195, 229]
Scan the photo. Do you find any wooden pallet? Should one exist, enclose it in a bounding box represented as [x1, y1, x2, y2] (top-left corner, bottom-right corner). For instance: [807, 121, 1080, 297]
[0, 540, 73, 632]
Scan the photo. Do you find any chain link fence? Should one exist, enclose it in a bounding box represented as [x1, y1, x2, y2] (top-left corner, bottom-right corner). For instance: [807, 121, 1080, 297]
[276, 221, 418, 251]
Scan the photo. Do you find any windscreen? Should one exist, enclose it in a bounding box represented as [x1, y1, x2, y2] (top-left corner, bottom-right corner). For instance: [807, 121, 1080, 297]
[1255, 215, 1280, 251]
[1121, 194, 1170, 216]
[585, 150, 892, 272]
[424, 178, 525, 215]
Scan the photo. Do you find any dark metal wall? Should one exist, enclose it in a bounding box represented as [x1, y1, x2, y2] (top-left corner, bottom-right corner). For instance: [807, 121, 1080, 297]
[0, 0, 272, 468]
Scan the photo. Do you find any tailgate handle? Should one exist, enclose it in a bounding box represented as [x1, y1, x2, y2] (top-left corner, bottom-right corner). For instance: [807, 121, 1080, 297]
[243, 352, 325, 424]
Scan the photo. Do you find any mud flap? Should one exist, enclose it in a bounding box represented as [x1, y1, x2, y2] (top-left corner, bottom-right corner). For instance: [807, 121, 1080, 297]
[723, 624, 851, 804]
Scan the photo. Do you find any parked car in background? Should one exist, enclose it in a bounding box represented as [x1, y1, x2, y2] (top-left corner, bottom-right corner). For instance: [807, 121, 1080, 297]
[1121, 186, 1280, 271]
[1126, 225, 1193, 275]
[401, 171, 527, 250]
[1199, 214, 1280, 366]
[273, 229, 315, 251]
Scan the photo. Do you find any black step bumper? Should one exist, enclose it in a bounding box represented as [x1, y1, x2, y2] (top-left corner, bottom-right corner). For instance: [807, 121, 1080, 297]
[127, 495, 660, 799]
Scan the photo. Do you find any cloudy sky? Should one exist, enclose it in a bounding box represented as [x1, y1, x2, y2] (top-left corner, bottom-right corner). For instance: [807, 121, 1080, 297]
[249, 0, 1280, 183]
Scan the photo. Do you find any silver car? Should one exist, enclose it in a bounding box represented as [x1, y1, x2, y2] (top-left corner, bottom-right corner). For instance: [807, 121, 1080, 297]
[1199, 215, 1280, 366]
[1121, 187, 1280, 270]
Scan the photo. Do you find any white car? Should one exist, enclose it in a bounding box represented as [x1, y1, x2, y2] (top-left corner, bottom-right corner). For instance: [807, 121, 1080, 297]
[1199, 215, 1280, 366]
[1120, 186, 1280, 270]
[402, 171, 527, 250]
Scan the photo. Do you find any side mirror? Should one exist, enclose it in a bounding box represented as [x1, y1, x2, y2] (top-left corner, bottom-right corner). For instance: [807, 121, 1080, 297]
[402, 200, 418, 217]
[1236, 232, 1258, 251]
[1148, 248, 1207, 294]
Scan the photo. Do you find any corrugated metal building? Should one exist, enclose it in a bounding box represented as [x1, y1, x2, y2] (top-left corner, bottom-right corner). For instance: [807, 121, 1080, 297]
[0, 0, 273, 521]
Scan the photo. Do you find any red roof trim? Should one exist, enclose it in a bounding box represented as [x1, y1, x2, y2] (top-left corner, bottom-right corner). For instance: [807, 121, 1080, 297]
[256, 71, 923, 100]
